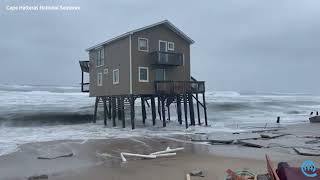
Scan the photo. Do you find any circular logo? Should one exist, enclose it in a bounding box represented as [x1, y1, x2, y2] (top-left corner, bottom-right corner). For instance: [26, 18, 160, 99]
[301, 160, 318, 177]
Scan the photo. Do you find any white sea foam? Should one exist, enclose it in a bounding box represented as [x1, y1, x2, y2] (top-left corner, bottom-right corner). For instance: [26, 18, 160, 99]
[0, 84, 319, 156]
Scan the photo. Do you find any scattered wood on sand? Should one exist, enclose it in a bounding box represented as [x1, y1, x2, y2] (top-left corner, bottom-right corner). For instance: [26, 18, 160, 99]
[120, 147, 184, 162]
[191, 133, 261, 144]
[260, 133, 288, 139]
[37, 153, 73, 160]
[237, 140, 265, 148]
[293, 148, 320, 156]
[27, 174, 48, 180]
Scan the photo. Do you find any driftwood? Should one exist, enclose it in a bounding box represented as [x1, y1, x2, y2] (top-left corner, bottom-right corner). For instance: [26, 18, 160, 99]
[238, 140, 264, 148]
[260, 133, 288, 139]
[190, 170, 204, 177]
[121, 153, 156, 162]
[37, 153, 73, 160]
[27, 175, 48, 180]
[293, 148, 320, 156]
[150, 147, 184, 155]
[120, 147, 183, 162]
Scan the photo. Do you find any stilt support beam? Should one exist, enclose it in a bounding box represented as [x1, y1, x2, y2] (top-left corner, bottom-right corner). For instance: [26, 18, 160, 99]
[151, 96, 156, 126]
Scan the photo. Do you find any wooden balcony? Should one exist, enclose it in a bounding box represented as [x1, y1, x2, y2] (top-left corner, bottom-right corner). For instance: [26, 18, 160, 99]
[150, 51, 183, 67]
[79, 61, 90, 73]
[79, 61, 90, 92]
[155, 81, 205, 95]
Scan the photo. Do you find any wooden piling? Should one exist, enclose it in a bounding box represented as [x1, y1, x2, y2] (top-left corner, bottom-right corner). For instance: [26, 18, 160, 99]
[130, 96, 135, 129]
[112, 97, 116, 127]
[161, 97, 166, 127]
[121, 97, 125, 128]
[103, 97, 107, 126]
[117, 97, 121, 121]
[93, 97, 99, 123]
[141, 97, 146, 125]
[176, 95, 182, 125]
[183, 94, 188, 129]
[167, 104, 171, 121]
[158, 96, 162, 121]
[151, 96, 156, 126]
[202, 92, 208, 126]
[188, 94, 195, 126]
[196, 93, 201, 125]
[108, 97, 111, 119]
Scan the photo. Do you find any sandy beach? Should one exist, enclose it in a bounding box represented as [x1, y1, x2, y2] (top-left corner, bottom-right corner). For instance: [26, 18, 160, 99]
[1, 123, 320, 180]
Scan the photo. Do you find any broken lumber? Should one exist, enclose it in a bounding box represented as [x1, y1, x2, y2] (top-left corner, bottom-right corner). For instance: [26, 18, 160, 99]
[37, 153, 73, 160]
[293, 147, 320, 156]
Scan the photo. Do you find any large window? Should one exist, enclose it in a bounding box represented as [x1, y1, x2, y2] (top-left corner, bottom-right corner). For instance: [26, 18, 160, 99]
[139, 67, 149, 82]
[113, 69, 119, 84]
[138, 38, 149, 52]
[96, 48, 104, 67]
[97, 72, 103, 86]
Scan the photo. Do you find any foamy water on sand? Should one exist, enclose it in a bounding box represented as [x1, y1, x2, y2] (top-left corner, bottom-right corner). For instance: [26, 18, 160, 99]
[0, 84, 319, 156]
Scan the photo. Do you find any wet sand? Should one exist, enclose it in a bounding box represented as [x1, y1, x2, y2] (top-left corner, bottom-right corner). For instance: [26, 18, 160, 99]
[1, 123, 320, 180]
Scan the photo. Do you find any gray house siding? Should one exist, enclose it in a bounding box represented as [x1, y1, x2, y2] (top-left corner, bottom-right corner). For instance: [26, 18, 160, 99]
[89, 36, 130, 97]
[131, 24, 191, 95]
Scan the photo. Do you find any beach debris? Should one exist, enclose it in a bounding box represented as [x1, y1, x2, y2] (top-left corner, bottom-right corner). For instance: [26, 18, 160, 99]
[120, 153, 156, 162]
[260, 133, 287, 139]
[191, 133, 260, 144]
[150, 147, 184, 155]
[276, 116, 280, 123]
[293, 147, 320, 156]
[238, 140, 264, 148]
[225, 169, 255, 180]
[120, 146, 183, 162]
[186, 173, 191, 180]
[305, 139, 320, 144]
[27, 174, 48, 180]
[189, 170, 204, 177]
[37, 152, 73, 160]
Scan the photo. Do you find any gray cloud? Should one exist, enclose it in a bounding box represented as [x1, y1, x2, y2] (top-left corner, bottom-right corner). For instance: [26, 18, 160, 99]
[1, 0, 320, 94]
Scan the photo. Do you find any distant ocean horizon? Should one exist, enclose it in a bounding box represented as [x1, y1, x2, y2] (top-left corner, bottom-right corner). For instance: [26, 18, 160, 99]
[0, 83, 319, 156]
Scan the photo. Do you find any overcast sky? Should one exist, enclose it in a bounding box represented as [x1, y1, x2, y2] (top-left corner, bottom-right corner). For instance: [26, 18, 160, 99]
[1, 0, 320, 94]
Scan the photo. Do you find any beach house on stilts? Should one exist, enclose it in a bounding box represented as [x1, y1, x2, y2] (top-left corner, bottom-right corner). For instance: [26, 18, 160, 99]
[79, 20, 207, 129]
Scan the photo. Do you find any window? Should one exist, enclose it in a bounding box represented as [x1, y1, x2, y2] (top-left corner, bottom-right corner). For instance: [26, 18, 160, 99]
[97, 72, 103, 86]
[103, 68, 108, 74]
[96, 48, 104, 67]
[138, 38, 149, 52]
[139, 67, 149, 82]
[113, 69, 119, 84]
[168, 42, 174, 51]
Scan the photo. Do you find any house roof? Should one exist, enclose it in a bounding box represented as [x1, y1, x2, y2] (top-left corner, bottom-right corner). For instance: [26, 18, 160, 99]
[86, 20, 194, 51]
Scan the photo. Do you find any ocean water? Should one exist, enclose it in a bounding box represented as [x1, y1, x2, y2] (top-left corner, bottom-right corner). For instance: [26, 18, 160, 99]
[0, 84, 319, 156]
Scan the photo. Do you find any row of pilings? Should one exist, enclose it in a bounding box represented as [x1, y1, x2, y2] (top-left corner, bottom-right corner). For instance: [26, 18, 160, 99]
[93, 93, 208, 129]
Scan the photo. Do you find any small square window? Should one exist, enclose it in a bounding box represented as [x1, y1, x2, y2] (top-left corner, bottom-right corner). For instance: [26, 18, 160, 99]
[138, 38, 149, 52]
[97, 72, 103, 86]
[113, 69, 119, 84]
[103, 68, 108, 74]
[139, 67, 149, 82]
[168, 42, 174, 51]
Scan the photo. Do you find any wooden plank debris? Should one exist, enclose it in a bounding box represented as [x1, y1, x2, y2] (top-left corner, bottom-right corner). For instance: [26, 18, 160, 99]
[238, 140, 264, 148]
[37, 153, 73, 160]
[260, 133, 288, 139]
[293, 148, 320, 156]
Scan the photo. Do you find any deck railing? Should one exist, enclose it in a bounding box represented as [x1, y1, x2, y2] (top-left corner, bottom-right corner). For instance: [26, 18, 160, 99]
[79, 61, 90, 92]
[79, 61, 90, 73]
[155, 81, 205, 94]
[81, 82, 90, 92]
[150, 51, 183, 66]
